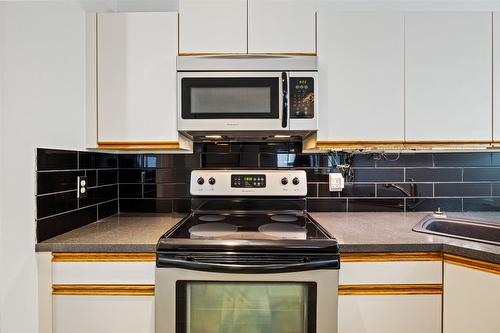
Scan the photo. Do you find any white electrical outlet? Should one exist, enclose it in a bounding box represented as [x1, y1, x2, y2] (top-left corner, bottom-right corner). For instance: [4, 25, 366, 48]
[329, 173, 344, 192]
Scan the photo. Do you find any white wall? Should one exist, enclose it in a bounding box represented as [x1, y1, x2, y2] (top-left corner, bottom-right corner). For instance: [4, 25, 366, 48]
[0, 1, 180, 331]
[0, 1, 116, 332]
[0, 2, 5, 330]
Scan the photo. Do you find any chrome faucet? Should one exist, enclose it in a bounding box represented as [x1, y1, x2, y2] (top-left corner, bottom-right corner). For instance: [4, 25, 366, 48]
[383, 183, 416, 197]
[383, 180, 420, 210]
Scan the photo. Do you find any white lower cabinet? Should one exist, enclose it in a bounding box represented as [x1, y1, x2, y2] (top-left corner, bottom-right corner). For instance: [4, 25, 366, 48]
[53, 295, 154, 333]
[339, 294, 441, 333]
[338, 255, 442, 333]
[44, 253, 500, 333]
[48, 254, 156, 333]
[443, 262, 500, 333]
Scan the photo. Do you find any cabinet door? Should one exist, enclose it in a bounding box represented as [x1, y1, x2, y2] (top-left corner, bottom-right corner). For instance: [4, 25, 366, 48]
[53, 295, 154, 333]
[339, 294, 441, 333]
[97, 12, 178, 143]
[443, 263, 500, 333]
[405, 12, 492, 142]
[179, 0, 247, 54]
[248, 0, 316, 54]
[316, 12, 404, 142]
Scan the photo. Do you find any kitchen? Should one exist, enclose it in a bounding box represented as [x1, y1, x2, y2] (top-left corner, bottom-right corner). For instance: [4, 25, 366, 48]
[1, 1, 500, 333]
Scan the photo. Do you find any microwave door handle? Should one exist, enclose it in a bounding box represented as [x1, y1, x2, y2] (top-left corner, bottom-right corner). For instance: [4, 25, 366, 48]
[281, 72, 288, 128]
[157, 256, 339, 273]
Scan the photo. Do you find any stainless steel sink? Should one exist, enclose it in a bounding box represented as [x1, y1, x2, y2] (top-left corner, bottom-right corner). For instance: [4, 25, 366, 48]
[413, 214, 500, 246]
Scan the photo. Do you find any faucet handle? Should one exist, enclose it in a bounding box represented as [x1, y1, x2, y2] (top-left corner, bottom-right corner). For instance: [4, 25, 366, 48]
[433, 208, 446, 217]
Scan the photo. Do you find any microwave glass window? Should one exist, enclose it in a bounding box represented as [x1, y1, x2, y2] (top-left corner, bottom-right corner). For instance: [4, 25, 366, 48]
[176, 281, 317, 333]
[181, 77, 280, 119]
[191, 87, 271, 114]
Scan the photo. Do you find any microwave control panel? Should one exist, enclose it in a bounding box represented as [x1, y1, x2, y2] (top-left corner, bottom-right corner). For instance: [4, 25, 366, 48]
[289, 77, 314, 119]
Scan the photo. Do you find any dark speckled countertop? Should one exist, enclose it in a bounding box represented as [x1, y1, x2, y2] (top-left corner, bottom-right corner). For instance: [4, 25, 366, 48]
[36, 212, 500, 264]
[35, 213, 185, 252]
[310, 212, 500, 264]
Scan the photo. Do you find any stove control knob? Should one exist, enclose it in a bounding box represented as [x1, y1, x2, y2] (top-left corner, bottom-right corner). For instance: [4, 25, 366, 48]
[281, 177, 288, 185]
[208, 177, 216, 185]
[292, 177, 300, 185]
[197, 177, 204, 185]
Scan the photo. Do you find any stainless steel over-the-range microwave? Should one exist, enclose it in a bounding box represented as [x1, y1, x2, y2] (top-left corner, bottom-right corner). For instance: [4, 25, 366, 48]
[176, 56, 318, 139]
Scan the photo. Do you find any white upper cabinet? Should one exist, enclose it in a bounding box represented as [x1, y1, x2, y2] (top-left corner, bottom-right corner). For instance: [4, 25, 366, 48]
[405, 12, 492, 142]
[97, 12, 179, 144]
[248, 0, 316, 54]
[179, 0, 247, 54]
[317, 12, 404, 143]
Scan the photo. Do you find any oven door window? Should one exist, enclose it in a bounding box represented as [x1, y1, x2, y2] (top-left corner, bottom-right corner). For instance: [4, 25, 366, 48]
[176, 281, 316, 333]
[181, 78, 280, 119]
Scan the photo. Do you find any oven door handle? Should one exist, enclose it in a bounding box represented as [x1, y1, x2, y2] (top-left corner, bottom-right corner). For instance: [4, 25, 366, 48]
[157, 257, 339, 273]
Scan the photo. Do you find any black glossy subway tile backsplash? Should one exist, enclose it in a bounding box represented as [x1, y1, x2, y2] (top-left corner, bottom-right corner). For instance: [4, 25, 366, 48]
[339, 184, 376, 198]
[36, 144, 500, 242]
[406, 168, 462, 182]
[37, 149, 77, 171]
[463, 198, 500, 211]
[352, 168, 404, 182]
[37, 205, 97, 242]
[463, 168, 500, 181]
[37, 170, 84, 195]
[434, 183, 491, 197]
[348, 198, 404, 212]
[36, 148, 120, 242]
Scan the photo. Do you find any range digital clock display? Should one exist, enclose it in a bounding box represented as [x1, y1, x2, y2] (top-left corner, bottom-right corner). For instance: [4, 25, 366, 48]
[231, 174, 266, 188]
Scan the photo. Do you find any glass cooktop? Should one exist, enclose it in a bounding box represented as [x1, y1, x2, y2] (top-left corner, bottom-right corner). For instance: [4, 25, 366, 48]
[165, 213, 331, 241]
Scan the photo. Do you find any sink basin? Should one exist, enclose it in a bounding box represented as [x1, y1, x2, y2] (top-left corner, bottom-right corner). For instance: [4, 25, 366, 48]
[413, 214, 500, 246]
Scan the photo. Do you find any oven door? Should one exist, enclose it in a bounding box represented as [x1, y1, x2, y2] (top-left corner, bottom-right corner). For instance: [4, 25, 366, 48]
[156, 255, 339, 333]
[178, 72, 286, 132]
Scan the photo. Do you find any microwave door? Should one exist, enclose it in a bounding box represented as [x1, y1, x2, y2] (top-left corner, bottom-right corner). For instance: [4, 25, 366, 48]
[178, 72, 286, 132]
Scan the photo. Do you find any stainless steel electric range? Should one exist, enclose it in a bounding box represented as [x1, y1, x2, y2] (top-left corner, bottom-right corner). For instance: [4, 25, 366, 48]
[156, 170, 340, 333]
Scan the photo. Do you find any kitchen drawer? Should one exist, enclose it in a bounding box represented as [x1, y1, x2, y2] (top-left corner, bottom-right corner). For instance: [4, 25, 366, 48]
[340, 254, 442, 285]
[52, 261, 155, 284]
[51, 253, 156, 285]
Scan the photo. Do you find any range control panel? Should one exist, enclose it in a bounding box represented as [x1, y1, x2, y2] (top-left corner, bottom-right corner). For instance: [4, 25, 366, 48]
[231, 174, 266, 188]
[290, 77, 314, 119]
[191, 170, 307, 196]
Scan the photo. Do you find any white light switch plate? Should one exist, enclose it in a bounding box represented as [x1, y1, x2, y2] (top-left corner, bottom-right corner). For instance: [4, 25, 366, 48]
[329, 173, 344, 192]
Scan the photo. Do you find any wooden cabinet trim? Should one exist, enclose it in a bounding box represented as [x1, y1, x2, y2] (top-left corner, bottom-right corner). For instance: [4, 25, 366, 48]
[52, 284, 154, 296]
[96, 141, 180, 150]
[316, 141, 492, 150]
[341, 252, 442, 262]
[444, 254, 500, 275]
[178, 52, 317, 56]
[339, 284, 443, 295]
[52, 252, 156, 262]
